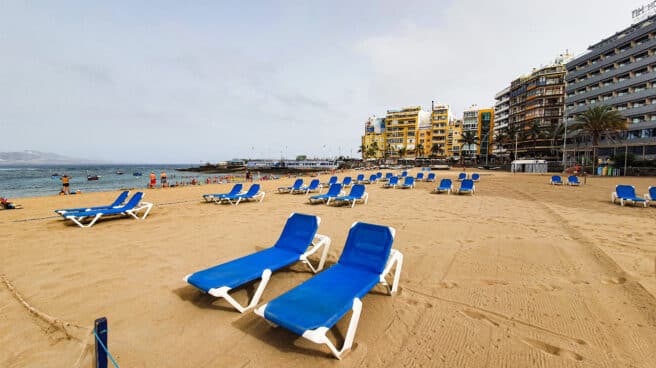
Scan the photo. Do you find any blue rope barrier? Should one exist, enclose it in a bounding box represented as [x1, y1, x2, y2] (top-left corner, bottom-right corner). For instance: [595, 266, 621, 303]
[94, 329, 120, 368]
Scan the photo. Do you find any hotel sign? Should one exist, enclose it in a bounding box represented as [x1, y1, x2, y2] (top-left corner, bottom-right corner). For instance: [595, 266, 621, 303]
[632, 1, 656, 23]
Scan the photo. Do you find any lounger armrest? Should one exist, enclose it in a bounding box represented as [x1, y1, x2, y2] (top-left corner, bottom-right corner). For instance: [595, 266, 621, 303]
[380, 249, 403, 294]
[300, 298, 363, 359]
[300, 234, 331, 273]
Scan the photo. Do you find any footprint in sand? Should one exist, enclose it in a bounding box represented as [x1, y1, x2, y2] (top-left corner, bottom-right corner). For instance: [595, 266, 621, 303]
[521, 338, 584, 361]
[601, 276, 627, 285]
[482, 279, 509, 286]
[438, 281, 458, 289]
[538, 283, 561, 292]
[460, 309, 499, 327]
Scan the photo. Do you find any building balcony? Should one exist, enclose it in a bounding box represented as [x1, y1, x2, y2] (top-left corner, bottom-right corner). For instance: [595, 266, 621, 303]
[566, 54, 656, 93]
[566, 71, 656, 104]
[567, 36, 656, 81]
[566, 87, 656, 116]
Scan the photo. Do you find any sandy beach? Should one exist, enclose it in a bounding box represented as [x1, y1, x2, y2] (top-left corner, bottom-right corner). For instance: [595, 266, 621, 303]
[1, 170, 656, 367]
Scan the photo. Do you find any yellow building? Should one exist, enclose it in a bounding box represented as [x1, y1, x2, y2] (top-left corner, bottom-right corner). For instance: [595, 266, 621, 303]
[361, 117, 385, 160]
[384, 106, 430, 158]
[476, 109, 495, 156]
[446, 119, 463, 158]
[430, 103, 451, 157]
[417, 127, 432, 157]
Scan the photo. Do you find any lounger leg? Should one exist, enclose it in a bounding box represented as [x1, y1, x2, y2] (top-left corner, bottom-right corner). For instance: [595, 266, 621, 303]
[300, 234, 332, 273]
[301, 298, 363, 359]
[380, 249, 404, 294]
[363, 193, 369, 204]
[259, 192, 266, 202]
[206, 269, 272, 313]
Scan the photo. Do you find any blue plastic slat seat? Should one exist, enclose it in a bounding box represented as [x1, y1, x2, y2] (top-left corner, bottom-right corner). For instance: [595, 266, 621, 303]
[262, 222, 393, 334]
[55, 191, 129, 214]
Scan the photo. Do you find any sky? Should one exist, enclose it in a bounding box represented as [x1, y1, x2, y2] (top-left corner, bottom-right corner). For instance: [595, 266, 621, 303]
[0, 0, 647, 163]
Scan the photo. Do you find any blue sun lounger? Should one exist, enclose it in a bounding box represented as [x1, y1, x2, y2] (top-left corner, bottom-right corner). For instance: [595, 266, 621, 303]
[566, 176, 580, 186]
[425, 173, 436, 182]
[376, 172, 382, 179]
[203, 184, 243, 203]
[278, 179, 303, 193]
[219, 184, 265, 205]
[398, 176, 414, 189]
[416, 172, 424, 181]
[294, 179, 321, 195]
[646, 186, 655, 206]
[63, 192, 153, 228]
[55, 190, 130, 216]
[184, 213, 331, 313]
[382, 173, 393, 182]
[471, 173, 480, 182]
[400, 171, 408, 177]
[361, 174, 377, 184]
[323, 176, 338, 187]
[382, 176, 399, 188]
[457, 172, 466, 181]
[355, 174, 366, 184]
[255, 222, 403, 359]
[611, 185, 647, 207]
[550, 176, 563, 185]
[435, 178, 453, 194]
[457, 179, 475, 195]
[309, 183, 343, 204]
[330, 184, 368, 208]
[342, 176, 353, 188]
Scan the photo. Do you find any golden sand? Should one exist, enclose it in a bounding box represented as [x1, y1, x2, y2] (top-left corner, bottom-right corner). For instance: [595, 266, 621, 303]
[1, 170, 656, 367]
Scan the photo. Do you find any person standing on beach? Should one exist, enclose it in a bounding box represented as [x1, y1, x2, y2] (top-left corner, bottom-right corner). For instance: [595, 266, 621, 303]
[160, 171, 168, 188]
[61, 175, 71, 195]
[149, 172, 157, 188]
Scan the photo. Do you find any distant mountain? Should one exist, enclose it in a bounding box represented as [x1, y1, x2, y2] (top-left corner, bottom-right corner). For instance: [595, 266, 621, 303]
[0, 150, 100, 165]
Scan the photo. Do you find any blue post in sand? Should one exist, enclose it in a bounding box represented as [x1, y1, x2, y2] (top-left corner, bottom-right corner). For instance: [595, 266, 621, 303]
[95, 317, 108, 368]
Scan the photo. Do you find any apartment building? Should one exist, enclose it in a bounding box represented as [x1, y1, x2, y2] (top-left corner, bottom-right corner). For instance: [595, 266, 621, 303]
[361, 116, 385, 159]
[507, 57, 568, 158]
[461, 105, 480, 157]
[430, 102, 451, 157]
[493, 86, 510, 155]
[565, 14, 656, 159]
[384, 106, 430, 158]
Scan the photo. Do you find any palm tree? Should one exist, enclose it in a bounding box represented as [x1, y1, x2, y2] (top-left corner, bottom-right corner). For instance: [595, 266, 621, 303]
[358, 144, 366, 159]
[503, 124, 520, 161]
[458, 131, 479, 165]
[416, 143, 424, 158]
[526, 121, 544, 158]
[430, 143, 441, 158]
[398, 146, 407, 159]
[572, 105, 627, 172]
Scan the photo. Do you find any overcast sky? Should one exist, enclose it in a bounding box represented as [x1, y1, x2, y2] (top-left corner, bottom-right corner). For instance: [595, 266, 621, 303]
[0, 0, 646, 163]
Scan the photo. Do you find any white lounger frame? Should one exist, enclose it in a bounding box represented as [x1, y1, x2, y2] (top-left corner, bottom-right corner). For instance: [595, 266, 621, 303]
[566, 179, 580, 186]
[65, 202, 153, 228]
[328, 192, 368, 208]
[458, 185, 475, 195]
[435, 186, 452, 194]
[611, 189, 647, 207]
[219, 191, 266, 205]
[184, 234, 331, 313]
[646, 188, 654, 206]
[255, 246, 403, 359]
[203, 191, 246, 203]
[310, 191, 345, 204]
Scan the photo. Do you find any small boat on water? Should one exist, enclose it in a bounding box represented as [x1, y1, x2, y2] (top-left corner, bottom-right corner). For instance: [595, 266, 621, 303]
[51, 173, 60, 179]
[87, 175, 101, 181]
[133, 172, 143, 177]
[116, 170, 124, 175]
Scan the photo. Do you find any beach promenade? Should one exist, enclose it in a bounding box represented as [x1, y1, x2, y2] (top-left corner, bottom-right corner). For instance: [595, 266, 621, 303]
[1, 170, 656, 367]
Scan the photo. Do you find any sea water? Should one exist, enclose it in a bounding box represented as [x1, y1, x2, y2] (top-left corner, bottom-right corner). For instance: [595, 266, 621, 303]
[0, 165, 234, 198]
